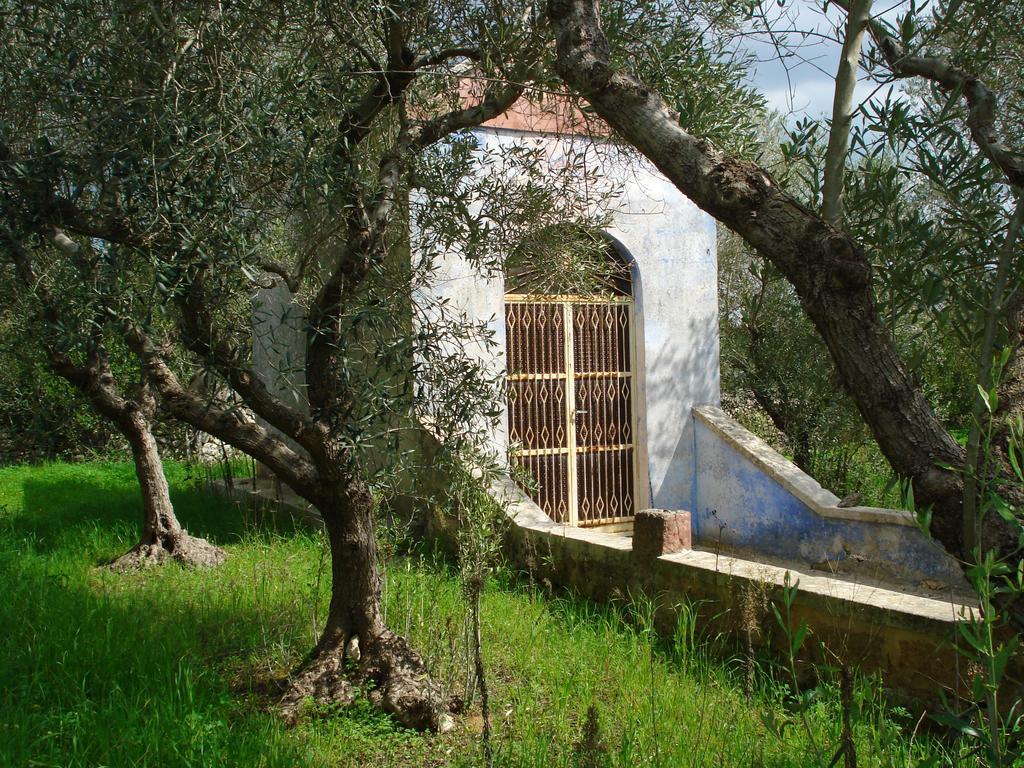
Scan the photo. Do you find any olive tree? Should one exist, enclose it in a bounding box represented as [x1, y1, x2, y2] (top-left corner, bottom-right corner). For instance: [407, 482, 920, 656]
[0, 211, 225, 571]
[547, 0, 1024, 580]
[0, 0, 617, 729]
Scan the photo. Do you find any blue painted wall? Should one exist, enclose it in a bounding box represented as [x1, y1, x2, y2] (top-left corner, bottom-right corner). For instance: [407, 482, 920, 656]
[692, 420, 964, 587]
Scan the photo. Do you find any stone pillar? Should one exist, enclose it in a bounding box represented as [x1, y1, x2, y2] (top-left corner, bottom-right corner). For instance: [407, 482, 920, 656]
[632, 509, 692, 561]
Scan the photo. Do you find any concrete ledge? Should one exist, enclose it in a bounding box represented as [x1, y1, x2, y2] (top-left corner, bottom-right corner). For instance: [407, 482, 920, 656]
[494, 484, 971, 623]
[491, 476, 634, 551]
[495, 491, 975, 703]
[659, 548, 965, 625]
[694, 405, 917, 527]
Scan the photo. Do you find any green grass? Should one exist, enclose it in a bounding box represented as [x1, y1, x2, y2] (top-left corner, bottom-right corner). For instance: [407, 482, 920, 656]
[0, 460, 953, 767]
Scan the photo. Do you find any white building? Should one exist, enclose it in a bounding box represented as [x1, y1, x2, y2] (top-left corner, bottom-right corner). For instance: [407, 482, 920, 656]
[256, 97, 963, 591]
[423, 101, 718, 529]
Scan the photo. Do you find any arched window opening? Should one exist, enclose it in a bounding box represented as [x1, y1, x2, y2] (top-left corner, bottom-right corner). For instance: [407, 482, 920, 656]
[505, 227, 632, 298]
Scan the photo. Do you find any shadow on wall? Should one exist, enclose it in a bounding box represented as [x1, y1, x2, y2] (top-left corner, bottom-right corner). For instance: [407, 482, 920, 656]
[252, 283, 309, 415]
[640, 309, 720, 512]
[598, 230, 721, 517]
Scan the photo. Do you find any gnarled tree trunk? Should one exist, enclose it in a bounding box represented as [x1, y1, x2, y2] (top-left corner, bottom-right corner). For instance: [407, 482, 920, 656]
[46, 347, 226, 571]
[268, 476, 453, 730]
[133, 340, 454, 729]
[130, 331, 451, 725]
[111, 406, 226, 571]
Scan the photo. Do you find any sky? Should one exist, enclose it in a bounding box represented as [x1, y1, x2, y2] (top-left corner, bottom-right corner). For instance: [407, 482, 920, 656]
[737, 0, 912, 119]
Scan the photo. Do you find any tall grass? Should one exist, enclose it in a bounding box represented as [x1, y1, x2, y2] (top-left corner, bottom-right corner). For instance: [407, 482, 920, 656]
[0, 461, 953, 766]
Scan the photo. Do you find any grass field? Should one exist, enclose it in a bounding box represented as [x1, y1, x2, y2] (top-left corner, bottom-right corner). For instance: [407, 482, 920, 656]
[0, 461, 956, 767]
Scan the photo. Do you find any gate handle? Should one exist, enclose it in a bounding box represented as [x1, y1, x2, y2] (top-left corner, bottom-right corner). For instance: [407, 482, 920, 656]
[576, 410, 588, 414]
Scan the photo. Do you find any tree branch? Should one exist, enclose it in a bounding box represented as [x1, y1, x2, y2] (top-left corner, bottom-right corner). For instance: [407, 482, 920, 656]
[963, 194, 1024, 552]
[408, 78, 529, 150]
[124, 324, 320, 496]
[306, 73, 530, 416]
[1, 139, 143, 248]
[257, 258, 300, 293]
[305, 149, 405, 415]
[822, 0, 873, 226]
[411, 46, 481, 69]
[178, 267, 330, 461]
[332, 18, 417, 157]
[547, 0, 970, 553]
[832, 0, 1024, 189]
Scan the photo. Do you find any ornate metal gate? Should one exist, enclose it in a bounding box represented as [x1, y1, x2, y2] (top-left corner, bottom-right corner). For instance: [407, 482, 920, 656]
[505, 292, 638, 526]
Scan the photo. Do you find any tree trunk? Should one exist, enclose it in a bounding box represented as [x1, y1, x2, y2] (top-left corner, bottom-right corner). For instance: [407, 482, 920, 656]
[821, 0, 873, 227]
[792, 432, 813, 476]
[746, 380, 814, 472]
[109, 408, 227, 571]
[545, 0, 1014, 562]
[278, 478, 453, 732]
[131, 337, 454, 730]
[43, 342, 227, 571]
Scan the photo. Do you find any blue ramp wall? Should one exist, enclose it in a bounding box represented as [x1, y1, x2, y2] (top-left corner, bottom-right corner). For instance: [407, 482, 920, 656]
[691, 408, 964, 589]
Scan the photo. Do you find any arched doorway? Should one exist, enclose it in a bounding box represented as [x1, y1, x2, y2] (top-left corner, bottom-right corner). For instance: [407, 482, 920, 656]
[504, 242, 639, 526]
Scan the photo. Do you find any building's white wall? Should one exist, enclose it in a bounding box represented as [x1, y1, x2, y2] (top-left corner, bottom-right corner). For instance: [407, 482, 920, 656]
[252, 281, 308, 414]
[421, 127, 719, 513]
[412, 219, 510, 453]
[601, 146, 719, 513]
